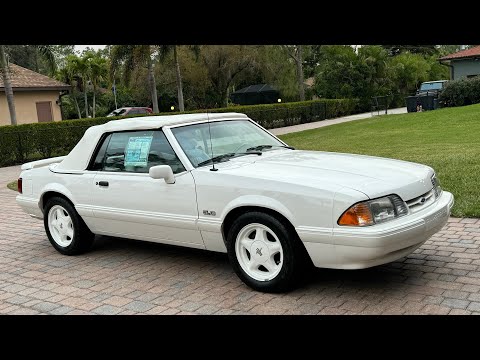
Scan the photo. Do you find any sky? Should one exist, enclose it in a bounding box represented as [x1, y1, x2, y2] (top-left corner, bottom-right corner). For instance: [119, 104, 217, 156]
[75, 45, 106, 53]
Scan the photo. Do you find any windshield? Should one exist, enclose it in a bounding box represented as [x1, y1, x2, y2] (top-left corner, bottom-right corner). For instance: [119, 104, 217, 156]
[419, 82, 445, 91]
[171, 120, 285, 167]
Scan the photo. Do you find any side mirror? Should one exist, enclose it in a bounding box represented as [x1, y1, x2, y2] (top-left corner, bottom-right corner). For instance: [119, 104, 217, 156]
[149, 165, 175, 184]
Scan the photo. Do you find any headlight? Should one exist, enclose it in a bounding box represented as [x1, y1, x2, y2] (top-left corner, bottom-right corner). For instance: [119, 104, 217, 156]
[431, 174, 442, 198]
[338, 195, 408, 226]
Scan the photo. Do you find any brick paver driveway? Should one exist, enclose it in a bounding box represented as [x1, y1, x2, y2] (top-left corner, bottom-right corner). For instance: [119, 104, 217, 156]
[1, 164, 480, 315]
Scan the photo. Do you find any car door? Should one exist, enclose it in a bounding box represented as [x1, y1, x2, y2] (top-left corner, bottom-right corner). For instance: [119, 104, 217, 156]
[89, 129, 204, 248]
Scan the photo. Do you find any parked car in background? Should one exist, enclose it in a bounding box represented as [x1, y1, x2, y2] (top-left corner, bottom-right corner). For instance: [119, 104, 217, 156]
[15, 113, 453, 292]
[416, 80, 448, 96]
[107, 107, 153, 117]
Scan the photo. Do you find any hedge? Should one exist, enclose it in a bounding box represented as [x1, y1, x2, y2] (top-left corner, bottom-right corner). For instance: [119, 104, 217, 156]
[439, 77, 480, 108]
[0, 98, 359, 167]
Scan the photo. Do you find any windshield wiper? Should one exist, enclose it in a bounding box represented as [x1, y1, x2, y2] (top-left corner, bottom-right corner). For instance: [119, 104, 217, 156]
[197, 151, 262, 167]
[246, 144, 295, 152]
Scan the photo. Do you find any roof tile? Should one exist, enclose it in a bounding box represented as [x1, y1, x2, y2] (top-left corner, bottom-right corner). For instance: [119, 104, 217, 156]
[439, 46, 480, 61]
[0, 63, 70, 90]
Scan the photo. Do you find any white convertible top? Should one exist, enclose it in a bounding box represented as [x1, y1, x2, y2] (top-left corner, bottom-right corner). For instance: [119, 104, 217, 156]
[55, 112, 249, 172]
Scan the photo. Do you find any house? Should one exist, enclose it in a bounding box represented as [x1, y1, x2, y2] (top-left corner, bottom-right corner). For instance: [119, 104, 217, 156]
[0, 63, 70, 126]
[439, 46, 480, 80]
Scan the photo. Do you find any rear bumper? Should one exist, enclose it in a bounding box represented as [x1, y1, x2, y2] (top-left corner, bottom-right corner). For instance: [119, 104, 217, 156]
[16, 195, 43, 219]
[302, 191, 454, 269]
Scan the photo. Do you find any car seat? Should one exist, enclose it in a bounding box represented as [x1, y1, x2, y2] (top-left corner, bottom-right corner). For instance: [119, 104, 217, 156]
[177, 136, 210, 167]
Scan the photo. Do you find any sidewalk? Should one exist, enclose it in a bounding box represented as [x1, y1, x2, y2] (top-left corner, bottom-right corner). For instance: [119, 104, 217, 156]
[270, 107, 408, 136]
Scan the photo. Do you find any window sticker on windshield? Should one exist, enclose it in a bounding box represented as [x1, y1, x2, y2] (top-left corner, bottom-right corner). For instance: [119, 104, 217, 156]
[124, 136, 153, 166]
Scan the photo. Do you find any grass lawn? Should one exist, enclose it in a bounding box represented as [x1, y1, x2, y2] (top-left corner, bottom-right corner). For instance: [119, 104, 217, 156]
[279, 104, 480, 218]
[7, 180, 18, 192]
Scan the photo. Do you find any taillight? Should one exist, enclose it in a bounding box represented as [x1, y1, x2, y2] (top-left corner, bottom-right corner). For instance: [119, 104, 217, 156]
[17, 178, 23, 194]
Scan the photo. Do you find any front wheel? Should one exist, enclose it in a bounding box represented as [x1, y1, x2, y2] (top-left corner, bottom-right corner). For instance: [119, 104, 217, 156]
[227, 211, 307, 292]
[44, 197, 95, 255]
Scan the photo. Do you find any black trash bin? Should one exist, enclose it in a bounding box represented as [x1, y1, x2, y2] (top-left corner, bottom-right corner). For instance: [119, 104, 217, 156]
[406, 96, 418, 113]
[406, 94, 439, 112]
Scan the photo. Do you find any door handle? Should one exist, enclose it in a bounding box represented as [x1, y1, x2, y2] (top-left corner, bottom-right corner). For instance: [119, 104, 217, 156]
[97, 181, 109, 187]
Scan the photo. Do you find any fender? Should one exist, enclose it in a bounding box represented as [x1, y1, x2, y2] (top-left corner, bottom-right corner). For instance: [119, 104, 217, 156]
[222, 195, 296, 225]
[197, 194, 296, 234]
[197, 194, 297, 253]
[39, 183, 78, 211]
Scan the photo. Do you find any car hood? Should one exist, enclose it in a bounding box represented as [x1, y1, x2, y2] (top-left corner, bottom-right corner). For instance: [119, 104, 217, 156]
[219, 150, 434, 201]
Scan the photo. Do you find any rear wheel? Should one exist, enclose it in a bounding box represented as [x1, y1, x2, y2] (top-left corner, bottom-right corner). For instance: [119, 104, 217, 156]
[44, 197, 95, 255]
[227, 211, 307, 292]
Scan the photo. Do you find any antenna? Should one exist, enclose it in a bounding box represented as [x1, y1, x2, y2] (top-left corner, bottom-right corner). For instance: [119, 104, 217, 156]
[207, 111, 217, 172]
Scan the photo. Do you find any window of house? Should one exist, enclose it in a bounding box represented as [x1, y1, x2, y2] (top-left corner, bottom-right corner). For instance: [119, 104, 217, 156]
[91, 130, 185, 174]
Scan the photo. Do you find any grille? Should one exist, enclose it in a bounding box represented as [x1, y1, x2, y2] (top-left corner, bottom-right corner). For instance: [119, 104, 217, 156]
[406, 189, 435, 213]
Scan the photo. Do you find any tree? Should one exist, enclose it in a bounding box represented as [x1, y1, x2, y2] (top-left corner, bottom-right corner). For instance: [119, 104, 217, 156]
[70, 53, 92, 117]
[282, 45, 306, 101]
[34, 45, 57, 75]
[157, 45, 200, 112]
[86, 54, 108, 118]
[56, 55, 82, 118]
[0, 45, 17, 125]
[5, 45, 57, 75]
[389, 52, 431, 95]
[314, 45, 363, 99]
[50, 45, 76, 68]
[110, 45, 159, 113]
[357, 45, 393, 100]
[303, 45, 323, 78]
[254, 46, 298, 101]
[382, 45, 438, 57]
[201, 45, 256, 107]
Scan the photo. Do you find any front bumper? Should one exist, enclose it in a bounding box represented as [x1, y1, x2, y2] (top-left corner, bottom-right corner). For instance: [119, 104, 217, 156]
[302, 191, 454, 269]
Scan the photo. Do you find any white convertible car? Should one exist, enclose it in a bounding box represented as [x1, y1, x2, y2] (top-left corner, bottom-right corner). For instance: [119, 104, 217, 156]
[16, 113, 454, 292]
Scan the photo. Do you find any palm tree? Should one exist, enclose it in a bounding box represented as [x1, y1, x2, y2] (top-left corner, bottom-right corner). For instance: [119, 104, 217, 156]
[0, 45, 17, 125]
[34, 45, 57, 75]
[158, 45, 199, 112]
[110, 45, 159, 113]
[86, 55, 108, 118]
[70, 53, 92, 117]
[56, 55, 82, 118]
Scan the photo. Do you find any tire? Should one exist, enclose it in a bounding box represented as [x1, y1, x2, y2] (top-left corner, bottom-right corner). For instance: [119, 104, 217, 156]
[227, 211, 308, 293]
[43, 196, 95, 255]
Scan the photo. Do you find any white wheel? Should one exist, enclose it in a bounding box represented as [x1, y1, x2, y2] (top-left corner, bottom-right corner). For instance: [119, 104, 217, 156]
[47, 205, 74, 248]
[235, 223, 284, 282]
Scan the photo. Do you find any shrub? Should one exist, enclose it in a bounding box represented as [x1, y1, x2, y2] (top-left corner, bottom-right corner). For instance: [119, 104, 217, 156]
[0, 99, 359, 167]
[0, 117, 113, 166]
[439, 77, 480, 107]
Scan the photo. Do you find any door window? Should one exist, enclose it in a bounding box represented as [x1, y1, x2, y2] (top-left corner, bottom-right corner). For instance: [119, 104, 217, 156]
[91, 130, 185, 174]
